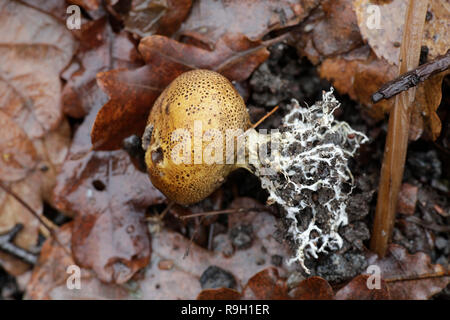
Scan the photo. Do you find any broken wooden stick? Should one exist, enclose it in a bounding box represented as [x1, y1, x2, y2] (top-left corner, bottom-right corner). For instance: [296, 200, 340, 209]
[372, 49, 450, 103]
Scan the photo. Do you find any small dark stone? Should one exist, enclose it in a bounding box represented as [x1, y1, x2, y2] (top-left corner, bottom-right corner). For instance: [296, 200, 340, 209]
[271, 254, 283, 267]
[199, 266, 237, 290]
[229, 224, 253, 249]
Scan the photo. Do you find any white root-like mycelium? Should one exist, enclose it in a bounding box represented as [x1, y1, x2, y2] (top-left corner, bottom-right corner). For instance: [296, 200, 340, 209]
[247, 89, 368, 272]
[143, 70, 368, 272]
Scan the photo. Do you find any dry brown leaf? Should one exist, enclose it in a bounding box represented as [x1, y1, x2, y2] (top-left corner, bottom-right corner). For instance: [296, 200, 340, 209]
[0, 0, 76, 139]
[354, 0, 450, 65]
[319, 47, 397, 118]
[409, 70, 450, 141]
[0, 173, 42, 276]
[293, 0, 447, 140]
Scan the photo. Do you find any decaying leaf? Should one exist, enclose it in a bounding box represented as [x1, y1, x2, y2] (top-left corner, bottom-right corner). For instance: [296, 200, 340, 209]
[26, 222, 130, 300]
[337, 244, 449, 300]
[409, 70, 450, 141]
[354, 0, 450, 65]
[335, 274, 391, 300]
[242, 268, 289, 299]
[0, 0, 76, 139]
[178, 0, 319, 50]
[53, 105, 165, 284]
[292, 0, 448, 139]
[0, 117, 70, 276]
[366, 244, 450, 299]
[0, 111, 37, 182]
[62, 18, 143, 118]
[0, 1, 75, 276]
[125, 0, 192, 38]
[27, 198, 293, 298]
[289, 276, 334, 300]
[197, 288, 242, 300]
[318, 47, 397, 118]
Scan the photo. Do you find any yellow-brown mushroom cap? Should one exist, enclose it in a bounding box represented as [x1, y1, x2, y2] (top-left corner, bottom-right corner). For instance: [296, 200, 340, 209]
[143, 70, 251, 205]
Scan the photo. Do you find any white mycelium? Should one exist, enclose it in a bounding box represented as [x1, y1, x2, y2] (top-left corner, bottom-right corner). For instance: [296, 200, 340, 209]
[247, 89, 368, 272]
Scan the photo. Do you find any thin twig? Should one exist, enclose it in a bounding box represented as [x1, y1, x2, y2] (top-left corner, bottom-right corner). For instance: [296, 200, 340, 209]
[0, 181, 71, 258]
[0, 224, 38, 265]
[384, 269, 450, 283]
[251, 105, 279, 129]
[180, 207, 263, 220]
[372, 49, 450, 103]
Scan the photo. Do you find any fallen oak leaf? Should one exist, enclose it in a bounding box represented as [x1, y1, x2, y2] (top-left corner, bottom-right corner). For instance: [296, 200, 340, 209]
[62, 17, 143, 118]
[53, 104, 165, 284]
[366, 244, 450, 300]
[0, 172, 43, 276]
[26, 222, 130, 300]
[0, 110, 37, 182]
[319, 47, 397, 119]
[0, 0, 77, 139]
[196, 288, 242, 300]
[335, 274, 391, 300]
[409, 70, 450, 141]
[288, 276, 334, 300]
[139, 34, 271, 82]
[178, 0, 319, 50]
[354, 0, 450, 65]
[91, 34, 270, 150]
[0, 118, 70, 276]
[125, 0, 192, 38]
[242, 268, 289, 300]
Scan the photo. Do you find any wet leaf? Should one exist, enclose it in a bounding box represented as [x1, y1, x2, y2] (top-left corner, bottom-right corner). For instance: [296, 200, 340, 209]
[26, 222, 130, 300]
[242, 268, 288, 300]
[28, 198, 292, 298]
[366, 244, 450, 300]
[197, 288, 242, 300]
[289, 276, 334, 300]
[319, 48, 397, 118]
[178, 0, 318, 49]
[0, 173, 42, 276]
[53, 104, 165, 284]
[0, 111, 37, 182]
[0, 0, 76, 138]
[293, 0, 448, 140]
[335, 275, 391, 300]
[70, 0, 102, 11]
[409, 70, 450, 141]
[354, 0, 450, 65]
[91, 34, 269, 150]
[125, 0, 192, 38]
[62, 18, 143, 118]
[0, 118, 70, 276]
